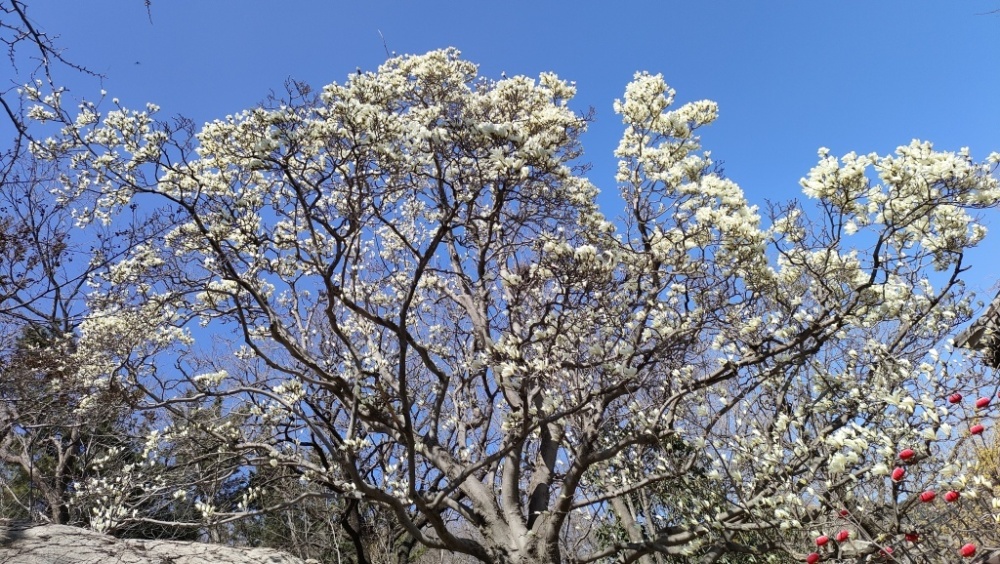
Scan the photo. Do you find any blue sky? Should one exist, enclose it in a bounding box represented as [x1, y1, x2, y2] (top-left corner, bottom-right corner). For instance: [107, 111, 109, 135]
[24, 1, 1000, 292]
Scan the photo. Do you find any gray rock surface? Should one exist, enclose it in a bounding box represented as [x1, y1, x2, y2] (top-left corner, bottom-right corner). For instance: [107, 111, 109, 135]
[0, 524, 309, 564]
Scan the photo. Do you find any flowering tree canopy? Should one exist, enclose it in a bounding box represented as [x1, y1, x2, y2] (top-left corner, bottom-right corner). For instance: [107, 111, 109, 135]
[24, 48, 1000, 563]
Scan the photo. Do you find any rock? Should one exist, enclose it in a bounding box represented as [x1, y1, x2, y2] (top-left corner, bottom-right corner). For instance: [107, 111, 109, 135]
[0, 524, 306, 564]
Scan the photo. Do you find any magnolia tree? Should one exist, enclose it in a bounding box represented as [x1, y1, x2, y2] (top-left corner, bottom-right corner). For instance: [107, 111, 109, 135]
[26, 49, 1000, 563]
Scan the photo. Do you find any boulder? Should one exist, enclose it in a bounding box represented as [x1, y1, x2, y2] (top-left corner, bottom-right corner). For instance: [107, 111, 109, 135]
[0, 523, 310, 564]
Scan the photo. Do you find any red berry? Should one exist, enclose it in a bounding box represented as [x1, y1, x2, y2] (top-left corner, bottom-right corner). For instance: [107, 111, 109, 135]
[806, 553, 821, 564]
[880, 546, 894, 558]
[976, 397, 990, 409]
[919, 490, 936, 502]
[835, 530, 850, 542]
[815, 535, 829, 547]
[945, 490, 960, 502]
[891, 466, 906, 481]
[839, 509, 849, 517]
[971, 424, 985, 435]
[949, 393, 963, 403]
[960, 543, 976, 557]
[898, 448, 915, 461]
[905, 532, 919, 543]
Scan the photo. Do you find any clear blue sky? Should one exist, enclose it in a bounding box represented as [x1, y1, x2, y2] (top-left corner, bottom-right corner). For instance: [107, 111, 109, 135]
[24, 1, 1000, 292]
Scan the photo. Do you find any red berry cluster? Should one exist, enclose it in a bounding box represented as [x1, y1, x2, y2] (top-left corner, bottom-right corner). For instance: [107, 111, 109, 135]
[802, 389, 998, 562]
[806, 530, 850, 562]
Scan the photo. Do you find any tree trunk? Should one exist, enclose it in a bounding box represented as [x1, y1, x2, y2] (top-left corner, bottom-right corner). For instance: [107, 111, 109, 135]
[340, 498, 371, 564]
[482, 538, 562, 564]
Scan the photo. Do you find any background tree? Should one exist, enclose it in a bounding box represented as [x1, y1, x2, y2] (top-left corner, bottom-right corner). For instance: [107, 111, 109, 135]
[0, 0, 147, 530]
[0, 156, 117, 526]
[27, 48, 1000, 564]
[969, 432, 1000, 550]
[0, 159, 189, 536]
[223, 462, 421, 564]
